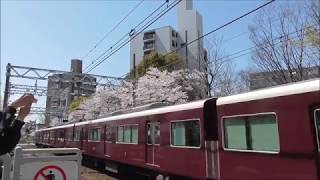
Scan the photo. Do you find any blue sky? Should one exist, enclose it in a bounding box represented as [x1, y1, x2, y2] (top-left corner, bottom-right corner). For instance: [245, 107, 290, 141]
[1, 0, 303, 107]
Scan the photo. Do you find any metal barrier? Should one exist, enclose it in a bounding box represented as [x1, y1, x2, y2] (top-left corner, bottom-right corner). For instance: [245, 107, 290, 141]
[12, 147, 82, 180]
[0, 154, 11, 180]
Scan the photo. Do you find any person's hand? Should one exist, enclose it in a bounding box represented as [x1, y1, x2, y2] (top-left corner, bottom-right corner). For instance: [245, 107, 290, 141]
[9, 94, 36, 121]
[10, 94, 35, 108]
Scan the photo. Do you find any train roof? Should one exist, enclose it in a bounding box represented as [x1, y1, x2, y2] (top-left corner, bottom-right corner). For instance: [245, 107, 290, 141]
[37, 98, 215, 132]
[217, 78, 320, 105]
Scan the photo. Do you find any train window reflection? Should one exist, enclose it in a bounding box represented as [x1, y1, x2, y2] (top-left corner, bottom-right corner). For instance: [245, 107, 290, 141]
[105, 126, 113, 142]
[88, 128, 101, 141]
[58, 130, 65, 141]
[50, 131, 55, 141]
[147, 122, 160, 145]
[117, 126, 124, 142]
[224, 118, 247, 150]
[74, 130, 81, 141]
[171, 120, 200, 147]
[224, 113, 279, 152]
[117, 125, 138, 144]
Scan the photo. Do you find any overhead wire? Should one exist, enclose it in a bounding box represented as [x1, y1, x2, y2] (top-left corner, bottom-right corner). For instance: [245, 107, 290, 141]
[84, 0, 169, 72]
[155, 24, 317, 71]
[81, 0, 145, 63]
[105, 0, 277, 78]
[85, 0, 182, 73]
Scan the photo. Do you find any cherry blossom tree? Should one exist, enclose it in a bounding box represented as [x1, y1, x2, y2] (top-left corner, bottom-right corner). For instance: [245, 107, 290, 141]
[68, 68, 207, 122]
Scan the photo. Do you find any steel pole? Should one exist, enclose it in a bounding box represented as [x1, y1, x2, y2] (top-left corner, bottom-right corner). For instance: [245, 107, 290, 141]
[3, 63, 11, 109]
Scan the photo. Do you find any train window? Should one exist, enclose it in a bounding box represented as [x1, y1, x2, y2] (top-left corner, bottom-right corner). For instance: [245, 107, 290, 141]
[224, 117, 247, 150]
[44, 132, 48, 140]
[117, 125, 138, 144]
[66, 131, 73, 141]
[249, 115, 279, 151]
[171, 120, 200, 147]
[314, 109, 320, 150]
[88, 128, 101, 141]
[74, 130, 81, 141]
[147, 122, 160, 145]
[50, 131, 55, 141]
[124, 126, 131, 142]
[117, 126, 124, 142]
[223, 113, 279, 152]
[131, 126, 138, 144]
[58, 131, 65, 141]
[105, 126, 113, 142]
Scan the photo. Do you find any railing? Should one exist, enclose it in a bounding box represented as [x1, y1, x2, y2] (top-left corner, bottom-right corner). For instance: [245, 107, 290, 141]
[143, 43, 155, 50]
[143, 33, 155, 40]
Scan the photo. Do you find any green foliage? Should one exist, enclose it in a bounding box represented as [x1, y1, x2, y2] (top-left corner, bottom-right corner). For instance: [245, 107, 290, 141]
[130, 52, 181, 78]
[69, 96, 87, 112]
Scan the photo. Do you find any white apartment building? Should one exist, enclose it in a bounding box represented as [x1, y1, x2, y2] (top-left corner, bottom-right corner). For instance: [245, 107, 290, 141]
[130, 0, 206, 72]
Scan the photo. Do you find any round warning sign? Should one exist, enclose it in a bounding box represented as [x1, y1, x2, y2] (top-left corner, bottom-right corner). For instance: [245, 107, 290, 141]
[33, 165, 66, 180]
[20, 161, 78, 180]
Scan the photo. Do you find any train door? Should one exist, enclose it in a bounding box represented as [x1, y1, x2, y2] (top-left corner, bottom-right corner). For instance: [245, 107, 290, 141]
[146, 121, 160, 166]
[313, 108, 320, 177]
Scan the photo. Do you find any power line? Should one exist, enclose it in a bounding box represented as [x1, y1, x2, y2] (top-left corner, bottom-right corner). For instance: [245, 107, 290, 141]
[85, 0, 182, 73]
[81, 0, 145, 62]
[166, 0, 276, 60]
[156, 24, 316, 71]
[83, 0, 169, 72]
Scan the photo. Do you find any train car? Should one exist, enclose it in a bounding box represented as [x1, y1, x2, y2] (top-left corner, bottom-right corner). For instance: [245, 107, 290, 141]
[36, 98, 217, 179]
[216, 78, 320, 180]
[35, 78, 320, 180]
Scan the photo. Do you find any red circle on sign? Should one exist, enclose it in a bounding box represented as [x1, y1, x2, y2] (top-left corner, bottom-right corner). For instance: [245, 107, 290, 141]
[33, 165, 66, 180]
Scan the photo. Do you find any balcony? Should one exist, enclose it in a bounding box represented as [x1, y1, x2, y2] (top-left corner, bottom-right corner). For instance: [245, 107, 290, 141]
[143, 32, 155, 41]
[143, 42, 155, 51]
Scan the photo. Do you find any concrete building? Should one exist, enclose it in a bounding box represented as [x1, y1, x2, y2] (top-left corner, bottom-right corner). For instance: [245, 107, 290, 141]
[249, 66, 320, 90]
[130, 0, 206, 72]
[45, 59, 96, 125]
[130, 26, 182, 70]
[178, 0, 205, 71]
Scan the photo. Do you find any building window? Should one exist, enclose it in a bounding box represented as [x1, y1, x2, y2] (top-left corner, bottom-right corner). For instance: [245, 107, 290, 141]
[144, 41, 154, 50]
[117, 125, 138, 144]
[223, 113, 279, 152]
[172, 30, 175, 37]
[171, 120, 200, 147]
[144, 50, 152, 56]
[88, 128, 101, 141]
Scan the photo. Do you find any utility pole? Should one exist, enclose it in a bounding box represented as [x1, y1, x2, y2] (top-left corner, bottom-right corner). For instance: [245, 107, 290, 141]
[3, 63, 11, 109]
[132, 58, 136, 107]
[185, 30, 189, 68]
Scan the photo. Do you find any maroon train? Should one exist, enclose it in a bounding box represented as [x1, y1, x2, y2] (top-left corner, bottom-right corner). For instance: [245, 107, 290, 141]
[35, 78, 320, 180]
